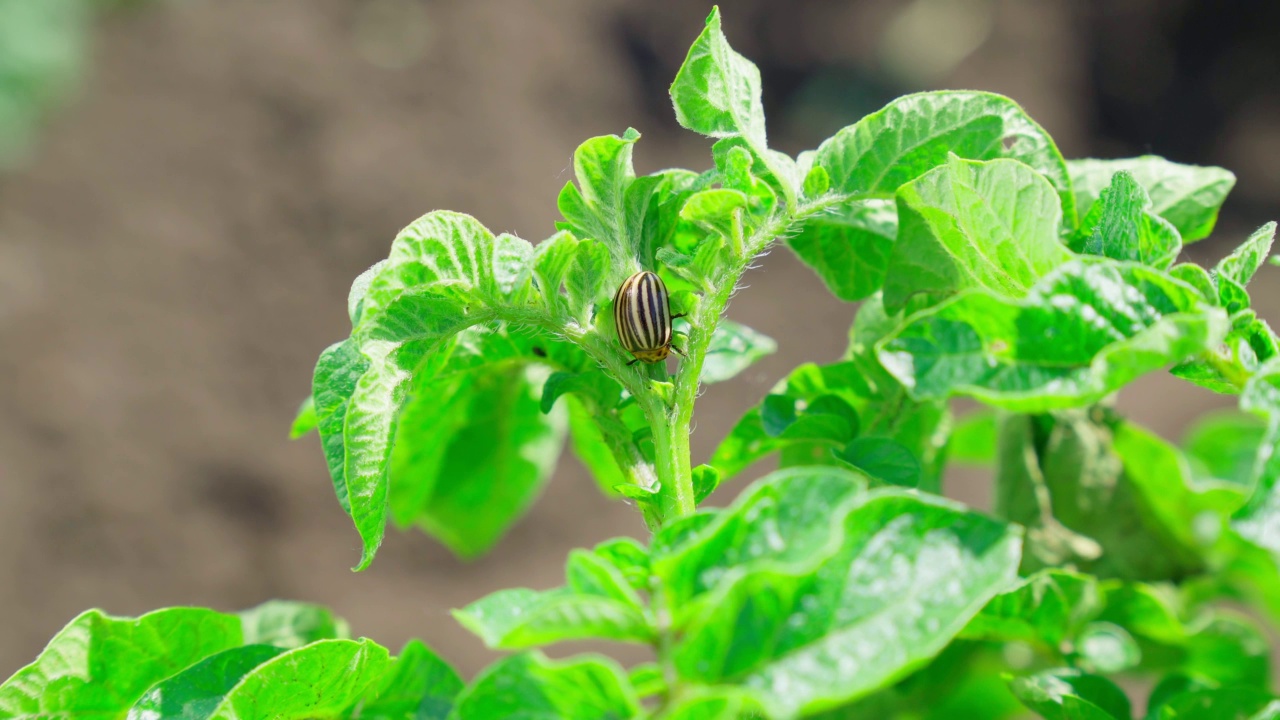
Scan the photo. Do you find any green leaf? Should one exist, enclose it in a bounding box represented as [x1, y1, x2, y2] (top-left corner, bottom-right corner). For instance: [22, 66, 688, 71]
[670, 7, 764, 142]
[711, 363, 870, 480]
[1231, 358, 1280, 555]
[312, 339, 370, 513]
[325, 212, 556, 569]
[454, 567, 655, 651]
[1009, 669, 1131, 720]
[836, 436, 921, 487]
[652, 467, 1021, 718]
[1075, 621, 1141, 673]
[961, 569, 1099, 649]
[540, 370, 623, 414]
[0, 608, 242, 718]
[451, 652, 640, 720]
[125, 645, 286, 720]
[391, 351, 568, 560]
[349, 259, 390, 325]
[627, 663, 666, 700]
[1149, 688, 1280, 720]
[565, 239, 613, 327]
[949, 411, 998, 466]
[1182, 411, 1268, 484]
[815, 91, 1075, 220]
[701, 319, 776, 383]
[348, 639, 462, 720]
[882, 154, 1072, 312]
[289, 395, 317, 438]
[788, 198, 898, 302]
[879, 260, 1229, 411]
[693, 464, 721, 504]
[592, 537, 651, 594]
[557, 129, 641, 259]
[238, 600, 349, 649]
[1217, 221, 1277, 290]
[680, 188, 749, 238]
[565, 397, 629, 496]
[207, 640, 391, 720]
[357, 212, 501, 336]
[532, 230, 580, 317]
[1069, 170, 1181, 269]
[1068, 156, 1235, 243]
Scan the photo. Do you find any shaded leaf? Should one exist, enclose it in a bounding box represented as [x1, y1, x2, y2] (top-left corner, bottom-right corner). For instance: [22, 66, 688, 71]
[789, 198, 898, 302]
[701, 319, 776, 384]
[451, 653, 640, 720]
[1068, 156, 1235, 243]
[1009, 669, 1130, 720]
[879, 260, 1229, 412]
[347, 639, 462, 720]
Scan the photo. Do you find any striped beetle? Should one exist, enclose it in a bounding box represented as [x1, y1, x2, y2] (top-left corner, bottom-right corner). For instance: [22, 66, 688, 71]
[613, 271, 686, 365]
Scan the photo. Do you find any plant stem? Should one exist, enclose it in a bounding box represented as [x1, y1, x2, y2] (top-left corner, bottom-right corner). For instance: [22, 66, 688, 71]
[642, 195, 850, 525]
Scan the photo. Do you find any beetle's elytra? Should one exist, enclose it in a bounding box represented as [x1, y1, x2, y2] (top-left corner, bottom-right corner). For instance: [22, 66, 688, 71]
[613, 271, 685, 365]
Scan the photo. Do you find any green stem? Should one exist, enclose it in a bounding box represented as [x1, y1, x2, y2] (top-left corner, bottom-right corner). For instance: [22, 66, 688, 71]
[635, 195, 850, 526]
[1200, 346, 1251, 392]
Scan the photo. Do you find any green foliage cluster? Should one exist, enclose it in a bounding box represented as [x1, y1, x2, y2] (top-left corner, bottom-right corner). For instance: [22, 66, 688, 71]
[6, 8, 1280, 719]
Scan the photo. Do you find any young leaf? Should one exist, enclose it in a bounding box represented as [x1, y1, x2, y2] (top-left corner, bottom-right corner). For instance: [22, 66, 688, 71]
[564, 239, 612, 327]
[670, 8, 798, 204]
[0, 608, 242, 718]
[1068, 156, 1236, 243]
[453, 587, 654, 649]
[788, 198, 898, 302]
[882, 154, 1072, 312]
[652, 467, 1021, 718]
[238, 600, 349, 649]
[451, 653, 640, 720]
[557, 129, 641, 259]
[1217, 221, 1277, 292]
[1009, 669, 1131, 720]
[1069, 170, 1181, 269]
[670, 7, 764, 143]
[878, 260, 1229, 412]
[347, 639, 463, 720]
[289, 395, 317, 439]
[532, 230, 580, 317]
[815, 91, 1074, 219]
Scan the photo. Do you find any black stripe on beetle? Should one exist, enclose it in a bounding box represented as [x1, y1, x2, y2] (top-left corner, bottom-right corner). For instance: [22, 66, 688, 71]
[613, 271, 686, 365]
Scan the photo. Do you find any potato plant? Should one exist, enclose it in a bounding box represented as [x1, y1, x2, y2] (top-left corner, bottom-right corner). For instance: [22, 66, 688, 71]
[4, 8, 1279, 720]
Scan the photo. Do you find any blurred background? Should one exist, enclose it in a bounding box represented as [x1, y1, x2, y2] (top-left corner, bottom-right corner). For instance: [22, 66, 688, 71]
[2, 0, 1278, 681]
